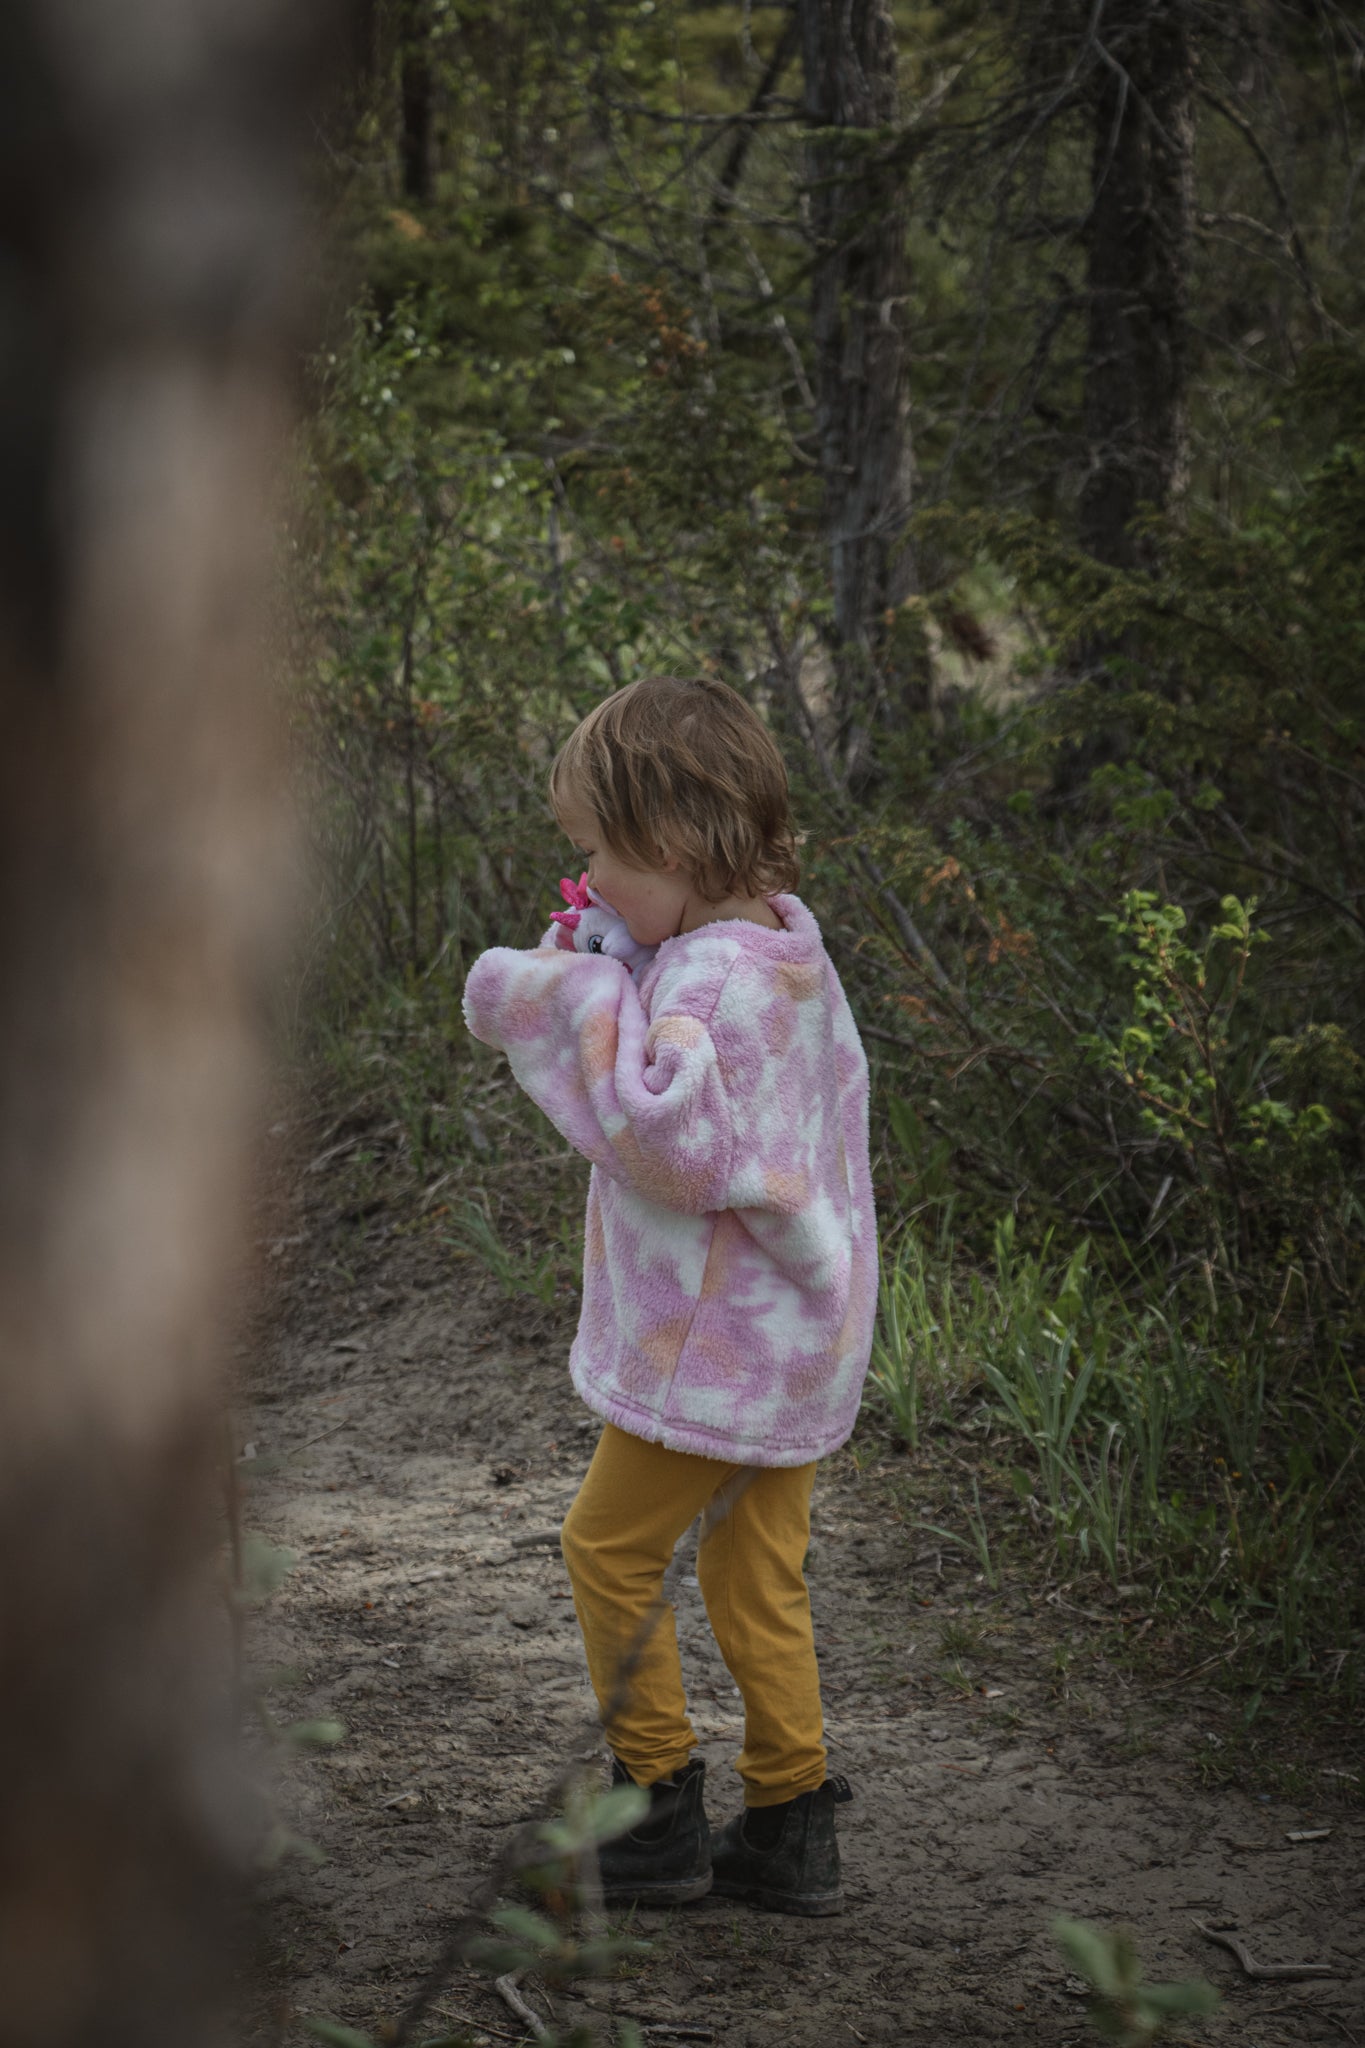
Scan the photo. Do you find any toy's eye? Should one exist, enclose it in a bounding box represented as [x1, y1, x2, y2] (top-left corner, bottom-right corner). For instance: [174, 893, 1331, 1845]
[587, 934, 605, 954]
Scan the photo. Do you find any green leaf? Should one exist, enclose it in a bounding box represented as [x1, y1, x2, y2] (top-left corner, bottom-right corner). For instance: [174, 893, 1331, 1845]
[462, 1937, 528, 1975]
[257, 1823, 326, 1869]
[238, 1534, 297, 1605]
[888, 1096, 923, 1156]
[540, 1782, 649, 1851]
[1138, 1979, 1221, 2017]
[1052, 1917, 1123, 1998]
[489, 1904, 563, 1954]
[306, 2023, 376, 2048]
[284, 1718, 347, 1750]
[546, 1934, 652, 1977]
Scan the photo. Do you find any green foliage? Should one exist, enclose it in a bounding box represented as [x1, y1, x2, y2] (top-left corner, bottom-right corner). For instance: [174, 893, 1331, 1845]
[919, 1477, 999, 1590]
[283, 1718, 347, 1751]
[872, 1214, 1362, 1684]
[296, 4, 1365, 1689]
[869, 1225, 962, 1451]
[306, 1772, 653, 2048]
[444, 1196, 581, 1309]
[232, 1527, 350, 1866]
[307, 2024, 376, 2048]
[871, 427, 1365, 1308]
[294, 265, 803, 1018]
[1053, 1918, 1219, 2045]
[236, 1533, 297, 1607]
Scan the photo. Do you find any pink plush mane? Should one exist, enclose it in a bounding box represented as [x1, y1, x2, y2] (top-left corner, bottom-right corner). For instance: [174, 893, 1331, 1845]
[550, 872, 594, 932]
[548, 873, 658, 977]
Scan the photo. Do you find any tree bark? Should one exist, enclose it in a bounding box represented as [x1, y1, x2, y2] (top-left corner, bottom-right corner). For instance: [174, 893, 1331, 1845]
[799, 0, 916, 780]
[0, 1, 322, 2041]
[400, 0, 436, 204]
[1079, 0, 1194, 569]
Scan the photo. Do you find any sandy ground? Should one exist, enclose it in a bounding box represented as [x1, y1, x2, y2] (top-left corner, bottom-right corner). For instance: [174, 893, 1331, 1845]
[241, 1129, 1364, 2048]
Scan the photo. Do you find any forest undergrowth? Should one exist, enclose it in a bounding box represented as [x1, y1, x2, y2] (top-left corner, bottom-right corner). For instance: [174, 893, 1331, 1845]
[245, 1096, 1365, 2048]
[289, 0, 1365, 1735]
[303, 964, 1365, 1750]
[296, 340, 1365, 1706]
[295, 482, 1364, 1722]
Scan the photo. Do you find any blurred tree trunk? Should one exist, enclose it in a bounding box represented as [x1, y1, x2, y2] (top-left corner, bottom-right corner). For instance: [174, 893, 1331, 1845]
[0, 1, 324, 2042]
[1079, 0, 1194, 569]
[799, 0, 917, 783]
[400, 0, 436, 204]
[1049, 0, 1194, 799]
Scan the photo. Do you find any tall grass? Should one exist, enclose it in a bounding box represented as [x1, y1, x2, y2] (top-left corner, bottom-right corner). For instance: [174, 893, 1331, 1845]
[870, 1217, 1364, 1691]
[868, 1215, 968, 1451]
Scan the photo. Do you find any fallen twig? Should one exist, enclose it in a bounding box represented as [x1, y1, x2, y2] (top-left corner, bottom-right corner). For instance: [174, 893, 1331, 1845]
[286, 1418, 352, 1459]
[430, 2007, 524, 2044]
[306, 1119, 403, 1174]
[1191, 1919, 1337, 1981]
[494, 1970, 553, 2043]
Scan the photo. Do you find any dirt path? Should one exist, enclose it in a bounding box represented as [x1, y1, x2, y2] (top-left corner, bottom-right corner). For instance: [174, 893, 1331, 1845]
[243, 1141, 1364, 2048]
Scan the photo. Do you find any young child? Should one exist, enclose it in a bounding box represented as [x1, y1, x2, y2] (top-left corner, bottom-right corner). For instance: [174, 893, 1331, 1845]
[462, 674, 876, 1916]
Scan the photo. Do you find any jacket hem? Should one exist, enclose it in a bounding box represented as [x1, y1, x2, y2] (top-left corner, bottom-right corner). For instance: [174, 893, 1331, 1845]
[570, 1363, 854, 1469]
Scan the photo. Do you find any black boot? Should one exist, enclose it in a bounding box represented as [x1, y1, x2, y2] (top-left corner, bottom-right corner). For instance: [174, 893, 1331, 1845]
[597, 1755, 712, 1909]
[710, 1776, 851, 1916]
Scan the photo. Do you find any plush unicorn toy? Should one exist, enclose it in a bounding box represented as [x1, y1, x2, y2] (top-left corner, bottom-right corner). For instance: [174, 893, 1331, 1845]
[548, 873, 658, 977]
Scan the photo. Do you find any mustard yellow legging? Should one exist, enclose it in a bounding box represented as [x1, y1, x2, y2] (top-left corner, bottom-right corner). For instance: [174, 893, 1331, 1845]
[560, 1422, 826, 1806]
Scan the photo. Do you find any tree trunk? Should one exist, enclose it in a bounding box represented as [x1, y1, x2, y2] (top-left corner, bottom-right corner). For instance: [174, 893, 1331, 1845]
[0, 1, 320, 2041]
[400, 0, 436, 204]
[1079, 0, 1194, 569]
[799, 0, 916, 781]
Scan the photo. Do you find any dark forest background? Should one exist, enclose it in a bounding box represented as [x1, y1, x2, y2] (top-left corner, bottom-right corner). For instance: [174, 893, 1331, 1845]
[294, 1, 1364, 1697]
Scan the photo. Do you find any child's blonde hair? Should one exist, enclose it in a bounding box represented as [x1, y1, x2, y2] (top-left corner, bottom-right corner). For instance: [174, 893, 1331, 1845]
[550, 676, 800, 903]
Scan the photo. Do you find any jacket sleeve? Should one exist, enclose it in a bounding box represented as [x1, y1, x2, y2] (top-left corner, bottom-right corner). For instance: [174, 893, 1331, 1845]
[462, 946, 735, 1213]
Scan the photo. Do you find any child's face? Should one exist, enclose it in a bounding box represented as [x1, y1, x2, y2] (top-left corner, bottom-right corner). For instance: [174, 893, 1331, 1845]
[557, 782, 692, 948]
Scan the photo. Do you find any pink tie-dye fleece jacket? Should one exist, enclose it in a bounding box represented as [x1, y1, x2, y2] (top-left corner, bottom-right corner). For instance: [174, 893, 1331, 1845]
[461, 893, 877, 1467]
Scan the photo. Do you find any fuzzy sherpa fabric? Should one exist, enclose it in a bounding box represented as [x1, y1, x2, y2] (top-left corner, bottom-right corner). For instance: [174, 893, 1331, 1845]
[461, 893, 877, 1466]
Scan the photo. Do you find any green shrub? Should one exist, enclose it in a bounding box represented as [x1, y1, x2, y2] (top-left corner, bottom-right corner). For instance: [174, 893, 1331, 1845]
[293, 281, 1363, 1687]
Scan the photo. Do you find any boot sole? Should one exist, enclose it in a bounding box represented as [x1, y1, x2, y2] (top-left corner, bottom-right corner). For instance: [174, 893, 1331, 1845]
[709, 1878, 844, 1917]
[601, 1870, 714, 1909]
